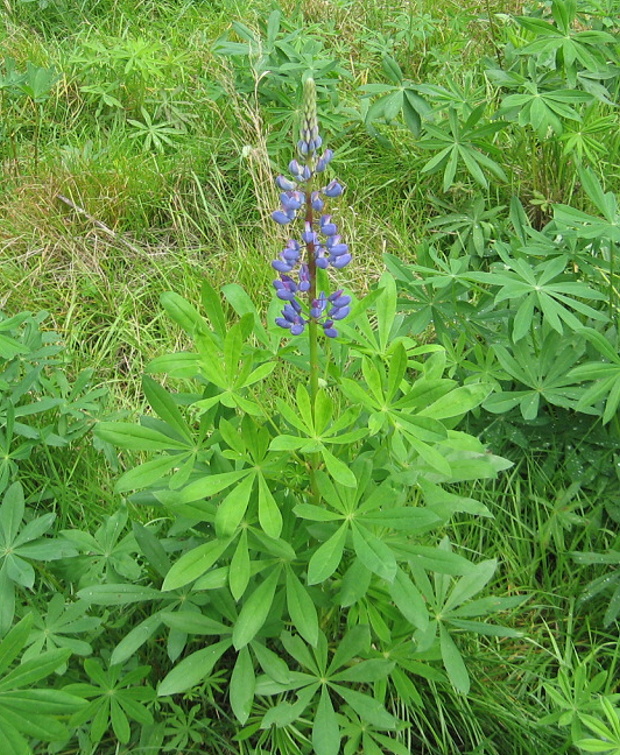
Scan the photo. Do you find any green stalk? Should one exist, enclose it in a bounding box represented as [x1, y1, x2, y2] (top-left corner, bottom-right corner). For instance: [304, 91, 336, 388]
[305, 187, 321, 503]
[305, 189, 319, 409]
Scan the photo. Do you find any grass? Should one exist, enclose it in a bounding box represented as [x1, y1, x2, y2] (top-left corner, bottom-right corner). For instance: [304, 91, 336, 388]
[1, 0, 620, 752]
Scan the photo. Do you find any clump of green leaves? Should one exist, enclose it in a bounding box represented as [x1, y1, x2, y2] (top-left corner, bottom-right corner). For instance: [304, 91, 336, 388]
[94, 273, 519, 753]
[0, 311, 106, 496]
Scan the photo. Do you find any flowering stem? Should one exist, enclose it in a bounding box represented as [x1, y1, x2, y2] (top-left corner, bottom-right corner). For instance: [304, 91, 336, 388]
[305, 191, 320, 410]
[305, 190, 321, 504]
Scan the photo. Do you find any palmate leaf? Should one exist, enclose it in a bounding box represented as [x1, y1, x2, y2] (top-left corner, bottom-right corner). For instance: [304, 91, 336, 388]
[232, 565, 281, 649]
[307, 523, 348, 585]
[286, 567, 319, 647]
[158, 639, 232, 695]
[439, 623, 469, 694]
[313, 687, 340, 755]
[351, 523, 397, 582]
[229, 647, 255, 724]
[0, 616, 85, 755]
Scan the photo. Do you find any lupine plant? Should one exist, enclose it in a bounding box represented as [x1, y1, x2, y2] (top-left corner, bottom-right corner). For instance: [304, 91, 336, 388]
[94, 75, 520, 754]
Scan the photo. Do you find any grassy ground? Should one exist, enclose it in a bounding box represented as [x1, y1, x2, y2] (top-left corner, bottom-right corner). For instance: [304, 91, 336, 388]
[1, 0, 620, 752]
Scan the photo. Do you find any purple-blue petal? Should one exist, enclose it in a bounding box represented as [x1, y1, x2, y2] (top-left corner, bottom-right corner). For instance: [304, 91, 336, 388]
[272, 210, 292, 225]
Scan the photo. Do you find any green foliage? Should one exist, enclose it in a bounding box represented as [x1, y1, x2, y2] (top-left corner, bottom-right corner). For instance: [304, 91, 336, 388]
[0, 311, 106, 495]
[92, 277, 513, 750]
[0, 614, 85, 755]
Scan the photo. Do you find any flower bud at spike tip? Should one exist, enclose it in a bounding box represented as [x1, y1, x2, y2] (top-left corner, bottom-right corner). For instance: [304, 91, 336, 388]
[298, 78, 320, 159]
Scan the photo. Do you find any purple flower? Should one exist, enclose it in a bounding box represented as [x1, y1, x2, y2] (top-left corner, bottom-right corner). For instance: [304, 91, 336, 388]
[298, 264, 311, 292]
[322, 320, 338, 338]
[331, 254, 352, 269]
[302, 222, 318, 245]
[276, 175, 297, 191]
[323, 180, 344, 198]
[270, 77, 351, 338]
[280, 191, 304, 212]
[272, 210, 293, 225]
[311, 192, 325, 212]
[320, 215, 338, 236]
[310, 293, 327, 319]
[273, 275, 298, 301]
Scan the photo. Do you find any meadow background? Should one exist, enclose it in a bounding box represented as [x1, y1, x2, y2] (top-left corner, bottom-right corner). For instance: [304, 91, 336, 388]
[1, 0, 620, 752]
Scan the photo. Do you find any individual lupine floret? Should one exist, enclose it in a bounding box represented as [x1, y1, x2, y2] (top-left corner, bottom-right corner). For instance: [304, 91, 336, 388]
[275, 300, 306, 336]
[272, 240, 301, 273]
[320, 215, 338, 237]
[322, 179, 344, 198]
[273, 275, 299, 301]
[272, 189, 305, 225]
[328, 291, 351, 321]
[322, 320, 338, 338]
[315, 149, 333, 173]
[325, 235, 351, 268]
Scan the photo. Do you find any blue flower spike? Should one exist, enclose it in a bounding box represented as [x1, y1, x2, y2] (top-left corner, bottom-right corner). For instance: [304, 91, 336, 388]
[271, 76, 351, 338]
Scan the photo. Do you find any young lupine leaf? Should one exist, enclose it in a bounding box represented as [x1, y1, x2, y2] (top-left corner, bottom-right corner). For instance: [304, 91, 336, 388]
[294, 504, 342, 522]
[419, 383, 492, 420]
[327, 624, 370, 674]
[313, 687, 340, 755]
[0, 648, 71, 692]
[448, 619, 522, 637]
[307, 523, 348, 585]
[257, 474, 282, 538]
[141, 375, 192, 442]
[386, 341, 408, 401]
[0, 483, 24, 544]
[295, 384, 315, 431]
[132, 522, 170, 578]
[339, 558, 372, 607]
[222, 283, 270, 346]
[286, 567, 319, 647]
[224, 323, 244, 386]
[160, 611, 228, 636]
[362, 358, 384, 405]
[77, 584, 162, 605]
[334, 685, 398, 729]
[230, 647, 255, 724]
[351, 523, 397, 582]
[269, 434, 307, 451]
[442, 559, 497, 613]
[406, 433, 451, 476]
[321, 448, 356, 488]
[331, 659, 394, 683]
[229, 529, 251, 601]
[376, 273, 397, 355]
[389, 567, 429, 631]
[201, 279, 227, 338]
[215, 473, 255, 536]
[314, 389, 333, 436]
[359, 507, 441, 531]
[232, 566, 281, 649]
[111, 614, 163, 666]
[95, 423, 190, 452]
[419, 480, 492, 518]
[281, 630, 320, 675]
[115, 455, 181, 493]
[0, 614, 32, 675]
[252, 641, 291, 685]
[160, 292, 208, 336]
[162, 538, 231, 591]
[439, 623, 470, 694]
[261, 685, 317, 729]
[158, 639, 231, 695]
